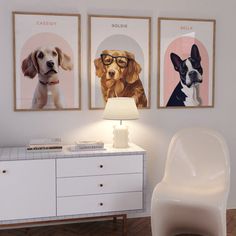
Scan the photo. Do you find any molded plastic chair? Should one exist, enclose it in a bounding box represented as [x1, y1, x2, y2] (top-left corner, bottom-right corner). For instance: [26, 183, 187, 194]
[151, 128, 230, 236]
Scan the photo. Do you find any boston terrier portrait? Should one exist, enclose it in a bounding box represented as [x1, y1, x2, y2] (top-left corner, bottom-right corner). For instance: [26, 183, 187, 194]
[166, 44, 203, 107]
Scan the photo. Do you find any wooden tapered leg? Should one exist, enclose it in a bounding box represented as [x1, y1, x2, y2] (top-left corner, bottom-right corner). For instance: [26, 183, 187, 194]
[122, 214, 127, 236]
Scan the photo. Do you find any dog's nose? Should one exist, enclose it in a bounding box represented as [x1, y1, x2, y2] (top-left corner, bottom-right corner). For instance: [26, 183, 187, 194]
[108, 70, 115, 77]
[189, 71, 197, 79]
[47, 61, 54, 68]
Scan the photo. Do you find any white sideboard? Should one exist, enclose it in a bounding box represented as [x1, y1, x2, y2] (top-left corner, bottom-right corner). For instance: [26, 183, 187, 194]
[0, 143, 146, 230]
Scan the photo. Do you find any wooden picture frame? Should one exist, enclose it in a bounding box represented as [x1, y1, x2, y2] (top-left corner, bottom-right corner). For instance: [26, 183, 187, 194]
[13, 12, 81, 111]
[158, 17, 215, 108]
[89, 15, 151, 109]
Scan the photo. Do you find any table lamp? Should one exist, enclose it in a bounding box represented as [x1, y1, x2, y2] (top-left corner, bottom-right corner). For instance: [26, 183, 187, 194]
[103, 97, 139, 148]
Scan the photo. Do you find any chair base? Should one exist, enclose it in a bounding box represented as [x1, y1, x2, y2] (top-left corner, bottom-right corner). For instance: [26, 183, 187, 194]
[151, 200, 226, 236]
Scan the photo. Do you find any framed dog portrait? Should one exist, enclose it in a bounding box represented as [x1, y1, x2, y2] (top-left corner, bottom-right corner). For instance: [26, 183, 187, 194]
[13, 12, 81, 111]
[158, 17, 215, 108]
[89, 15, 151, 109]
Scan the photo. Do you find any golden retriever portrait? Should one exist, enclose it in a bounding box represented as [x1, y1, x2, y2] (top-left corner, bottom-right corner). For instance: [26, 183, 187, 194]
[94, 50, 147, 108]
[22, 46, 73, 109]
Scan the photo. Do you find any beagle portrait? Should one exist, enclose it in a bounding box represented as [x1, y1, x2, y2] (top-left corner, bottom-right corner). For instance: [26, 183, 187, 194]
[22, 46, 73, 109]
[94, 50, 147, 108]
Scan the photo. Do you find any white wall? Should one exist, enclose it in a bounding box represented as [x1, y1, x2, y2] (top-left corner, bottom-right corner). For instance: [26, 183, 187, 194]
[0, 0, 236, 215]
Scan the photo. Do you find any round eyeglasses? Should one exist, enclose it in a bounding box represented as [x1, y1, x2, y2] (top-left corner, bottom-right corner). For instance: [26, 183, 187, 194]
[101, 54, 131, 68]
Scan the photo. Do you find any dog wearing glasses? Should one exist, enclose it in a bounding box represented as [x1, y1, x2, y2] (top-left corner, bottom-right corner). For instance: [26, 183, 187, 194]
[22, 46, 73, 109]
[94, 49, 147, 108]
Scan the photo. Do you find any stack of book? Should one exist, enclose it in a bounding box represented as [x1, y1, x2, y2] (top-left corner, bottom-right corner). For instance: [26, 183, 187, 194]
[70, 141, 105, 152]
[26, 138, 63, 152]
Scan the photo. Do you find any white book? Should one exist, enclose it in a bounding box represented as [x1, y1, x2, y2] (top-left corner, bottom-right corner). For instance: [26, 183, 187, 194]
[68, 146, 106, 152]
[75, 141, 104, 149]
[29, 138, 61, 146]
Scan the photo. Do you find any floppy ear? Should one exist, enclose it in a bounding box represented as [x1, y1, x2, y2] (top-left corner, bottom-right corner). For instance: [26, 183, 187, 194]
[125, 53, 141, 84]
[170, 53, 182, 71]
[94, 57, 105, 78]
[55, 47, 73, 71]
[21, 51, 38, 78]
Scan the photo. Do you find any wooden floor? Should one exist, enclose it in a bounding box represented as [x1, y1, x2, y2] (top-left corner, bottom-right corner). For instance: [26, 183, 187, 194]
[0, 209, 235, 236]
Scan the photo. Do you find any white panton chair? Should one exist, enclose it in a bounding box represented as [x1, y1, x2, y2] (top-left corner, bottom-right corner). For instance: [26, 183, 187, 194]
[151, 128, 230, 236]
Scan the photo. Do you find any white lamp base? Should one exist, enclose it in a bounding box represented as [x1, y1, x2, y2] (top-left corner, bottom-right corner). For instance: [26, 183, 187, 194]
[113, 125, 129, 148]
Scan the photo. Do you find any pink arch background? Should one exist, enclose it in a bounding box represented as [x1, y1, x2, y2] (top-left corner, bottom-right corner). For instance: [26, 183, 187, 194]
[163, 37, 209, 106]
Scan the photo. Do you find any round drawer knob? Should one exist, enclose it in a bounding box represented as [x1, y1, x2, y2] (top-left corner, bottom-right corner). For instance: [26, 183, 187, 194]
[99, 184, 103, 187]
[99, 165, 103, 168]
[99, 203, 103, 206]
[2, 170, 6, 174]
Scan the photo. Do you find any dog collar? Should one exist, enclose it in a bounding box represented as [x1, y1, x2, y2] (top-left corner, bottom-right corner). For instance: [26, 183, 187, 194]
[39, 80, 59, 86]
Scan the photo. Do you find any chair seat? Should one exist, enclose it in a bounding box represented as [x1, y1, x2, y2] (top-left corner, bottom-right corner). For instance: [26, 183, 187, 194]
[153, 182, 226, 207]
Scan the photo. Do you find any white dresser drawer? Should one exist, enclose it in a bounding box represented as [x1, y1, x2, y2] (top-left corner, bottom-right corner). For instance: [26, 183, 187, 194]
[57, 173, 143, 197]
[57, 192, 143, 216]
[57, 155, 143, 177]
